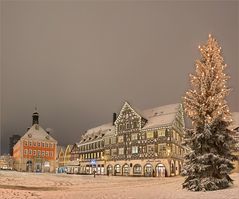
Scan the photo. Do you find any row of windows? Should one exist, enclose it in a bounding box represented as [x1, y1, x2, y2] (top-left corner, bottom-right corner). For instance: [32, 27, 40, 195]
[105, 143, 169, 156]
[79, 141, 103, 151]
[24, 141, 55, 148]
[77, 129, 183, 154]
[81, 152, 103, 160]
[116, 129, 167, 144]
[118, 121, 139, 131]
[104, 137, 116, 145]
[24, 149, 54, 157]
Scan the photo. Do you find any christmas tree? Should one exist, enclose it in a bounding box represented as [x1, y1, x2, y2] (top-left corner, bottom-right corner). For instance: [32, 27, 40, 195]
[182, 34, 237, 191]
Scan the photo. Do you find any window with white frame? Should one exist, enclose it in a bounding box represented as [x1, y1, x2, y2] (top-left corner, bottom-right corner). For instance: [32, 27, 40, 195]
[42, 151, 45, 156]
[132, 146, 138, 154]
[29, 149, 32, 155]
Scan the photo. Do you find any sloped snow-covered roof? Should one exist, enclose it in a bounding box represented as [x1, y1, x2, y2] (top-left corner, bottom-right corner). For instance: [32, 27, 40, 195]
[21, 124, 57, 143]
[79, 103, 181, 143]
[142, 103, 180, 129]
[80, 123, 115, 143]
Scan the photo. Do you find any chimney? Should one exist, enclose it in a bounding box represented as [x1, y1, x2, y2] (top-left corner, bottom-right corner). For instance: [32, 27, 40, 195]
[113, 113, 117, 125]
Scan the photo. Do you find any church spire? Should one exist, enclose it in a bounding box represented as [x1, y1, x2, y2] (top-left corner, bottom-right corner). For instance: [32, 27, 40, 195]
[32, 106, 39, 125]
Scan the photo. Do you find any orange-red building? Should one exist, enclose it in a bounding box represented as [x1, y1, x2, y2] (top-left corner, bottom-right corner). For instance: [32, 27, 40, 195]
[13, 110, 57, 172]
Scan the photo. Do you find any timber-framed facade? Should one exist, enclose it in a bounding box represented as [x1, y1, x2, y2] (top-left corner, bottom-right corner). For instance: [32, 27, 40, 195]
[71, 102, 186, 177]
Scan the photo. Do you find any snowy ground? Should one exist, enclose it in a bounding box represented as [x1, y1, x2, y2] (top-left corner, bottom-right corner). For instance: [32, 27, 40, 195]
[0, 171, 239, 199]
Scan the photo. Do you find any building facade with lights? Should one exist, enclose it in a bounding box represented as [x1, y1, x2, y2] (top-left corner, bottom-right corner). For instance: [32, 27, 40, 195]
[13, 110, 57, 173]
[74, 102, 186, 177]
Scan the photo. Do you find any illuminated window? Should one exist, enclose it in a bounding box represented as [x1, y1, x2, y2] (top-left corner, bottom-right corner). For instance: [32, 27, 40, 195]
[46, 151, 49, 156]
[42, 151, 45, 157]
[158, 129, 165, 137]
[146, 131, 154, 139]
[38, 150, 41, 156]
[132, 146, 138, 154]
[115, 164, 121, 173]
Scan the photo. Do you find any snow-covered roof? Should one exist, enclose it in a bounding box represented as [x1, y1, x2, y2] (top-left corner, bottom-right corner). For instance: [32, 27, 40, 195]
[142, 103, 180, 129]
[21, 124, 57, 143]
[230, 112, 239, 130]
[80, 123, 115, 143]
[79, 103, 181, 144]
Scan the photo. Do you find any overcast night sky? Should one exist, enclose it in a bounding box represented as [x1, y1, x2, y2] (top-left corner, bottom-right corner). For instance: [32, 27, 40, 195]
[1, 1, 238, 154]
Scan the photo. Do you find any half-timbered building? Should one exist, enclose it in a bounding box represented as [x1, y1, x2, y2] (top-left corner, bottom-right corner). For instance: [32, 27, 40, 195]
[76, 102, 186, 177]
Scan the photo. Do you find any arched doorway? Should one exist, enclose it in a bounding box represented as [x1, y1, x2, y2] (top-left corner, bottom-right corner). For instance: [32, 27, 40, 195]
[155, 163, 166, 177]
[122, 164, 129, 176]
[144, 163, 153, 177]
[26, 160, 32, 172]
[114, 164, 121, 176]
[171, 161, 175, 176]
[107, 164, 113, 175]
[133, 164, 142, 176]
